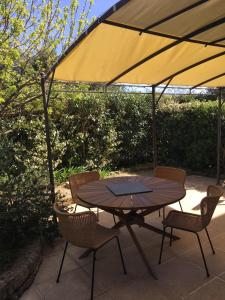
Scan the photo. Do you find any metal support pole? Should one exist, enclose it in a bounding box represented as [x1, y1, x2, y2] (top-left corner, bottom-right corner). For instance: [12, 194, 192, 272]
[152, 86, 158, 168]
[41, 73, 55, 203]
[217, 87, 222, 184]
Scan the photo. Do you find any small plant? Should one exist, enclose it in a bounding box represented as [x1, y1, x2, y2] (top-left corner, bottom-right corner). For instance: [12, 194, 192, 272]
[99, 168, 112, 179]
[54, 166, 87, 184]
[54, 166, 112, 184]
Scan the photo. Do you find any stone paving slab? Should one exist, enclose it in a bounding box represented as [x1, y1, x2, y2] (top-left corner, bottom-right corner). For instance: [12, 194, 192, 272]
[20, 173, 225, 300]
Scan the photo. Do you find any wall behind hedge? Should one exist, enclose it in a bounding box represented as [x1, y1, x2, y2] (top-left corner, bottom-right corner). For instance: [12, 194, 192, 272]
[51, 93, 225, 175]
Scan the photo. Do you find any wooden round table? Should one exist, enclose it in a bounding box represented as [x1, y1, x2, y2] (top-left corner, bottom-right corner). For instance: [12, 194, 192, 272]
[78, 175, 185, 210]
[77, 175, 186, 279]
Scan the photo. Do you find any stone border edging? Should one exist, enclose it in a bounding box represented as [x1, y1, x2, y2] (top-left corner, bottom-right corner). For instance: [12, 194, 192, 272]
[0, 240, 42, 300]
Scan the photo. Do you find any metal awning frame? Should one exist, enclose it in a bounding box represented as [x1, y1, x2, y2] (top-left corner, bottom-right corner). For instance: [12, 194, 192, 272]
[41, 0, 225, 203]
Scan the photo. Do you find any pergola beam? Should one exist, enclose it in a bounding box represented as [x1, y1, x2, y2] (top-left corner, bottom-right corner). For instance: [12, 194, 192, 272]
[152, 86, 157, 168]
[41, 73, 56, 204]
[106, 16, 225, 86]
[191, 72, 225, 90]
[103, 20, 225, 49]
[155, 78, 173, 106]
[210, 36, 225, 44]
[217, 88, 223, 184]
[46, 69, 55, 107]
[155, 50, 225, 86]
[140, 0, 208, 33]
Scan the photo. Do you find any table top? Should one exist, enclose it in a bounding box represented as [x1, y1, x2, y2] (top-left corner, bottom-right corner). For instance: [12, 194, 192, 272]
[77, 175, 186, 210]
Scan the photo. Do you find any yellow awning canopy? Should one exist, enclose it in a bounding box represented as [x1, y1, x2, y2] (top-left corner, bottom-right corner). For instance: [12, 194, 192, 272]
[48, 0, 225, 88]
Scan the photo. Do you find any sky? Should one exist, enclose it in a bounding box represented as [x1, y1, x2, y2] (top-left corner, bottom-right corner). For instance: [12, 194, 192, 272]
[62, 0, 119, 20]
[87, 0, 119, 19]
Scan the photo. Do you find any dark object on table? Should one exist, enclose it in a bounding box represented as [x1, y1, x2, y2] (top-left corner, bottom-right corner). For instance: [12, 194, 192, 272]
[106, 181, 152, 196]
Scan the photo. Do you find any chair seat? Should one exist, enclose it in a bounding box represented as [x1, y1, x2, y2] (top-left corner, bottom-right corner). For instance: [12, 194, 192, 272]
[91, 225, 119, 249]
[163, 210, 203, 232]
[75, 197, 95, 209]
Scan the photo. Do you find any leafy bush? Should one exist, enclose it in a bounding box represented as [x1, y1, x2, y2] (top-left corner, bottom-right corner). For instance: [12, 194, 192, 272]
[157, 101, 223, 174]
[50, 93, 224, 175]
[0, 117, 55, 272]
[52, 92, 152, 169]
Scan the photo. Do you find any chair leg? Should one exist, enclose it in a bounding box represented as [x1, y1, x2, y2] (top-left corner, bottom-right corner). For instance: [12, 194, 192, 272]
[195, 233, 210, 277]
[113, 214, 116, 225]
[179, 201, 183, 212]
[159, 226, 166, 264]
[56, 241, 68, 283]
[163, 207, 165, 220]
[115, 236, 127, 274]
[97, 208, 99, 222]
[74, 204, 78, 213]
[205, 228, 215, 255]
[170, 228, 173, 247]
[158, 209, 161, 217]
[91, 251, 96, 300]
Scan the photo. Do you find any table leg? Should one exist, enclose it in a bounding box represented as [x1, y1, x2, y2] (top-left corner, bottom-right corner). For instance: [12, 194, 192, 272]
[112, 220, 125, 230]
[79, 248, 92, 259]
[125, 223, 157, 280]
[141, 222, 180, 240]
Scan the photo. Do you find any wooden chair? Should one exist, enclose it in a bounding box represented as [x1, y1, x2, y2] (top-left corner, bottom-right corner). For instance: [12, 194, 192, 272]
[158, 185, 223, 277]
[154, 166, 186, 217]
[54, 204, 127, 300]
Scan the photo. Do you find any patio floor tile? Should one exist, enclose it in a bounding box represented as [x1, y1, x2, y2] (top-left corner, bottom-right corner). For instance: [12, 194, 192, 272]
[187, 278, 225, 300]
[182, 244, 225, 276]
[20, 286, 43, 300]
[34, 251, 80, 285]
[35, 268, 106, 300]
[152, 257, 211, 299]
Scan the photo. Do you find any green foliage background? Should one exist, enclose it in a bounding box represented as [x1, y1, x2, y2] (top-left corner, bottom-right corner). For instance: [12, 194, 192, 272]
[50, 93, 224, 175]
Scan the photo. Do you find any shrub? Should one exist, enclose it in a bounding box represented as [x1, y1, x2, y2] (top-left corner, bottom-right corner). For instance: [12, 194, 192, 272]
[157, 100, 223, 174]
[0, 117, 55, 272]
[51, 93, 224, 174]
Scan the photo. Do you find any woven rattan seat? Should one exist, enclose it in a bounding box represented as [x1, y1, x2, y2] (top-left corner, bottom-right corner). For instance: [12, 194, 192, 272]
[154, 166, 186, 185]
[154, 166, 186, 216]
[69, 171, 100, 209]
[159, 185, 223, 277]
[163, 211, 203, 232]
[54, 204, 126, 300]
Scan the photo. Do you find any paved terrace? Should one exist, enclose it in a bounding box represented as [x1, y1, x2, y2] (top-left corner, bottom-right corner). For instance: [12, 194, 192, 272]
[21, 171, 225, 300]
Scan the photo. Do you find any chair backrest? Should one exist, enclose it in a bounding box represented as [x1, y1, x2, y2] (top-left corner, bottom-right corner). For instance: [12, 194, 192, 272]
[69, 171, 100, 203]
[154, 166, 186, 186]
[53, 203, 97, 248]
[207, 185, 223, 197]
[200, 185, 223, 228]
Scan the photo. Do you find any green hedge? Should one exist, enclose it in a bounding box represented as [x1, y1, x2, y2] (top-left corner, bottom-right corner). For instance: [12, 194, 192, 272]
[156, 101, 222, 174]
[51, 93, 224, 174]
